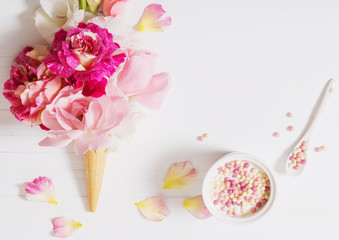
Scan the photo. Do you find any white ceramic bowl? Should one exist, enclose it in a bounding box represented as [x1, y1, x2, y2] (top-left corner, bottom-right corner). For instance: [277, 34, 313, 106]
[202, 152, 276, 224]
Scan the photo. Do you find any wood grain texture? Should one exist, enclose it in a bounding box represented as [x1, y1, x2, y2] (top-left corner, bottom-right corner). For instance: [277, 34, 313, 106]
[1, 0, 339, 239]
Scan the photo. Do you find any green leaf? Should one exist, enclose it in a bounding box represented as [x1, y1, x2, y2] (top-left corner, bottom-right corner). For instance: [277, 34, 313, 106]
[79, 0, 87, 11]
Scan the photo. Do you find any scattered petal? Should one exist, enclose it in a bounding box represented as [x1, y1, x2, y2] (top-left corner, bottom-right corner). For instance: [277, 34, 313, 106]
[25, 176, 58, 204]
[138, 4, 172, 32]
[183, 195, 212, 219]
[197, 136, 203, 141]
[135, 196, 170, 221]
[52, 217, 82, 238]
[286, 112, 293, 117]
[163, 161, 198, 189]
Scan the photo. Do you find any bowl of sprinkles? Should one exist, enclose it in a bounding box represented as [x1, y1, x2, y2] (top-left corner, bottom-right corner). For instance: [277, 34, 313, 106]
[202, 152, 276, 223]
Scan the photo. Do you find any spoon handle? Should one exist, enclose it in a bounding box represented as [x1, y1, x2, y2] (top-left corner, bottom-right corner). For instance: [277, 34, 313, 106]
[304, 79, 336, 139]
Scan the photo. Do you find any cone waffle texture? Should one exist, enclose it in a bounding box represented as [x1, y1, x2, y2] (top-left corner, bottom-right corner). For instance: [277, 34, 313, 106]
[84, 148, 108, 212]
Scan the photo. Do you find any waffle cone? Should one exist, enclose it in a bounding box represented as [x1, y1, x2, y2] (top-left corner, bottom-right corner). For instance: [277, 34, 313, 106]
[83, 148, 108, 212]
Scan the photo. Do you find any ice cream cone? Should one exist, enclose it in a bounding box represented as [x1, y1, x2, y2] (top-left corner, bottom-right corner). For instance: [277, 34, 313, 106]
[83, 148, 108, 212]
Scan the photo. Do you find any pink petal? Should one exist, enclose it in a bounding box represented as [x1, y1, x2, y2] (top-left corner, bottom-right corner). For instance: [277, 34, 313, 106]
[135, 196, 170, 221]
[25, 176, 58, 204]
[103, 0, 129, 17]
[39, 130, 83, 148]
[138, 4, 172, 32]
[163, 161, 198, 189]
[117, 50, 157, 96]
[133, 72, 170, 109]
[73, 133, 111, 155]
[183, 195, 212, 219]
[52, 217, 82, 238]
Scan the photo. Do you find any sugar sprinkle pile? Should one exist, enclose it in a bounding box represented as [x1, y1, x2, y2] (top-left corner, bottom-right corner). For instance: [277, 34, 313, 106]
[209, 160, 271, 216]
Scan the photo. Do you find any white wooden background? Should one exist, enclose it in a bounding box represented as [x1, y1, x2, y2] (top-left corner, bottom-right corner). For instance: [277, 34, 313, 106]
[1, 0, 339, 239]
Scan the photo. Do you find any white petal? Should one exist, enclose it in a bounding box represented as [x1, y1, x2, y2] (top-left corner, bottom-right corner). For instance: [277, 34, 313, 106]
[40, 0, 69, 26]
[33, 8, 61, 43]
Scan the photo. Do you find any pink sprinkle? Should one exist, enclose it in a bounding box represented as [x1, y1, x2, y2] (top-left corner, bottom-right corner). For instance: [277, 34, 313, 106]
[225, 163, 231, 168]
[233, 169, 239, 174]
[314, 147, 321, 152]
[289, 156, 295, 161]
[287, 126, 294, 131]
[287, 112, 293, 117]
[244, 196, 249, 201]
[251, 207, 257, 213]
[273, 132, 280, 137]
[250, 168, 257, 174]
[244, 171, 249, 176]
[228, 189, 233, 194]
[262, 199, 268, 205]
[293, 165, 300, 170]
[244, 162, 250, 168]
[225, 181, 231, 187]
[197, 136, 204, 141]
[256, 202, 262, 208]
[226, 201, 231, 208]
[265, 186, 270, 192]
[232, 174, 236, 178]
[220, 206, 226, 211]
[233, 189, 239, 195]
[241, 187, 247, 192]
[213, 200, 219, 205]
[232, 212, 237, 216]
[301, 160, 307, 164]
[240, 182, 246, 187]
[251, 186, 257, 191]
[224, 177, 229, 182]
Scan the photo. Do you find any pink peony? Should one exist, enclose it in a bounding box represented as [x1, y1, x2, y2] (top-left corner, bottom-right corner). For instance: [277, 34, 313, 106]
[39, 85, 132, 154]
[3, 46, 64, 128]
[103, 0, 129, 17]
[44, 22, 126, 98]
[116, 50, 170, 109]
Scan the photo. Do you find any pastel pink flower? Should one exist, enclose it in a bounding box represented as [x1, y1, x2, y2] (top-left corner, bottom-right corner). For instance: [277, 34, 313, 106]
[138, 4, 172, 32]
[25, 176, 58, 204]
[39, 85, 132, 154]
[116, 50, 170, 109]
[3, 45, 64, 128]
[103, 0, 129, 17]
[52, 217, 82, 238]
[44, 22, 126, 98]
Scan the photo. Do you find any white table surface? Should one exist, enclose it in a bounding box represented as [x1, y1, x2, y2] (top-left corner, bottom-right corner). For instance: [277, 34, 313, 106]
[1, 0, 339, 239]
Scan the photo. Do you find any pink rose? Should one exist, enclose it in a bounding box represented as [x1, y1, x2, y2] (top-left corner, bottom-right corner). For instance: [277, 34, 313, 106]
[39, 85, 132, 154]
[44, 22, 126, 98]
[3, 46, 63, 128]
[116, 50, 170, 109]
[103, 0, 129, 17]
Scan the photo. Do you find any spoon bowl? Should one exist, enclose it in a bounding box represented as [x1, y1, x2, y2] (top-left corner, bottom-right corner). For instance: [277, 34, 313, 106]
[285, 79, 335, 176]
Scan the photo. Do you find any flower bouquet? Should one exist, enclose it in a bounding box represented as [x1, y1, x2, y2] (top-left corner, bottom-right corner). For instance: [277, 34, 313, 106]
[3, 0, 171, 212]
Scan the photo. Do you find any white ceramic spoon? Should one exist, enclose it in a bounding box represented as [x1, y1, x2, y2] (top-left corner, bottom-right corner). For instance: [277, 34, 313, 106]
[286, 78, 336, 176]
